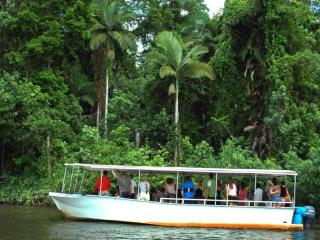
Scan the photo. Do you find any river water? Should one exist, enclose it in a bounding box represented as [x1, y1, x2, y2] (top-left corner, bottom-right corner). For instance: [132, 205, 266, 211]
[0, 205, 319, 240]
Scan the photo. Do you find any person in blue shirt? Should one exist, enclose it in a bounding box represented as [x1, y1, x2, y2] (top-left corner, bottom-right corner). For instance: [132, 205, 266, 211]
[180, 176, 195, 203]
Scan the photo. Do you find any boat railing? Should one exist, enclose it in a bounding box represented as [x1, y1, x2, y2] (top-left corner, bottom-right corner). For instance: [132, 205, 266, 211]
[159, 197, 294, 207]
[58, 164, 297, 209]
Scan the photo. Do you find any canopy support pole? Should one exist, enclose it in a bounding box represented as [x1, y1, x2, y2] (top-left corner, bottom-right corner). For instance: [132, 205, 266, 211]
[214, 173, 218, 205]
[138, 170, 141, 200]
[62, 165, 68, 192]
[99, 170, 103, 195]
[176, 172, 179, 204]
[73, 167, 80, 193]
[293, 175, 296, 207]
[79, 169, 85, 193]
[254, 174, 257, 190]
[68, 166, 74, 193]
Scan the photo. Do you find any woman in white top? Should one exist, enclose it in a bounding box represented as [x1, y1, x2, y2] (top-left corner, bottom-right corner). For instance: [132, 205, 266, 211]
[164, 178, 176, 197]
[138, 176, 150, 201]
[164, 177, 176, 203]
[129, 174, 137, 199]
[225, 178, 238, 205]
[254, 183, 263, 206]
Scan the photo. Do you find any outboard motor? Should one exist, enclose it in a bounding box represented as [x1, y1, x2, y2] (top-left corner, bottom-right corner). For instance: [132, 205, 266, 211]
[292, 206, 316, 227]
[292, 207, 306, 225]
[304, 206, 316, 227]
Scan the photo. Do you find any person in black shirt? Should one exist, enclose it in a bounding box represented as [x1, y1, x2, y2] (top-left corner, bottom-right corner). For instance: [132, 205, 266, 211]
[194, 179, 204, 204]
[280, 180, 291, 207]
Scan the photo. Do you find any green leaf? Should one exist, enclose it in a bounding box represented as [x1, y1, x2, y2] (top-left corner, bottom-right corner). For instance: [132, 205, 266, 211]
[159, 65, 176, 78]
[111, 31, 136, 51]
[155, 31, 183, 69]
[182, 62, 215, 80]
[90, 33, 107, 50]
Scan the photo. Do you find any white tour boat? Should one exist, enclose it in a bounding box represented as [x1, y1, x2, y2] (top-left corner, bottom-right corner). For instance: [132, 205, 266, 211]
[49, 163, 305, 230]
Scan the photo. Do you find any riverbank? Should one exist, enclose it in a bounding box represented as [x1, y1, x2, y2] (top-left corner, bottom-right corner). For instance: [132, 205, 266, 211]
[0, 180, 53, 206]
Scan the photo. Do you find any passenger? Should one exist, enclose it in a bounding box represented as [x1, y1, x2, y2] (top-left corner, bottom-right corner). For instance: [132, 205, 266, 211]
[114, 189, 120, 198]
[205, 173, 216, 205]
[180, 176, 195, 204]
[138, 175, 150, 201]
[216, 180, 222, 205]
[254, 183, 263, 206]
[129, 174, 137, 199]
[266, 180, 273, 199]
[225, 178, 238, 205]
[177, 188, 182, 203]
[280, 180, 291, 207]
[194, 179, 204, 204]
[164, 177, 176, 200]
[266, 179, 273, 206]
[149, 186, 156, 201]
[270, 177, 281, 207]
[238, 181, 247, 206]
[153, 186, 165, 202]
[94, 170, 111, 196]
[233, 178, 240, 196]
[112, 170, 131, 198]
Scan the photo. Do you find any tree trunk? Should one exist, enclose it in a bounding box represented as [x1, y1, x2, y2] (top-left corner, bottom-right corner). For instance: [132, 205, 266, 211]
[174, 77, 179, 166]
[94, 46, 105, 136]
[104, 67, 109, 138]
[96, 102, 100, 140]
[46, 135, 51, 178]
[135, 131, 140, 148]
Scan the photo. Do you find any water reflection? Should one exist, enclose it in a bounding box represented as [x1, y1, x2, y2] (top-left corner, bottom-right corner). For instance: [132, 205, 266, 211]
[0, 205, 318, 240]
[48, 220, 318, 240]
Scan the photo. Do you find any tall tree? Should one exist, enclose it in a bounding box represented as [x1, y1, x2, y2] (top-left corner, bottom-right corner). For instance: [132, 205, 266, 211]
[90, 0, 136, 137]
[0, 0, 90, 175]
[133, 0, 208, 46]
[149, 31, 215, 165]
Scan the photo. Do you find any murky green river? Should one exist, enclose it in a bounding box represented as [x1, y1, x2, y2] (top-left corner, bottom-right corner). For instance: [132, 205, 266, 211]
[0, 205, 318, 240]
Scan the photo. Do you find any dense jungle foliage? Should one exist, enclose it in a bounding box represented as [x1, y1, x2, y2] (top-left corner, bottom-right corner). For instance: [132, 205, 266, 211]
[0, 0, 320, 210]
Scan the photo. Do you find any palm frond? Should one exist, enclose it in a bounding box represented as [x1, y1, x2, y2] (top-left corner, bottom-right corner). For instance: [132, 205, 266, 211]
[182, 62, 215, 80]
[147, 50, 169, 65]
[91, 0, 107, 19]
[184, 40, 195, 49]
[90, 22, 105, 32]
[104, 1, 119, 28]
[159, 65, 176, 78]
[119, 11, 137, 23]
[182, 45, 208, 66]
[111, 31, 136, 51]
[253, 47, 265, 66]
[90, 33, 107, 50]
[155, 31, 183, 69]
[92, 0, 133, 29]
[69, 65, 95, 106]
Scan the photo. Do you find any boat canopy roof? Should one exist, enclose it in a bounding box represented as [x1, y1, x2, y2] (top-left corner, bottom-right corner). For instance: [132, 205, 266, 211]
[64, 163, 297, 177]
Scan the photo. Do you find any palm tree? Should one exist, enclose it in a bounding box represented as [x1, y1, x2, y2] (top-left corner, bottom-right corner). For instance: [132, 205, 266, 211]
[90, 0, 135, 137]
[149, 31, 215, 166]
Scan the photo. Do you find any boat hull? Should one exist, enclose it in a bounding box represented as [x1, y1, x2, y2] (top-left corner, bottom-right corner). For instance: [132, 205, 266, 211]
[49, 192, 303, 230]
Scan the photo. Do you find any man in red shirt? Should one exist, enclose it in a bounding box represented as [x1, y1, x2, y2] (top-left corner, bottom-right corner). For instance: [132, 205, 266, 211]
[94, 171, 111, 196]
